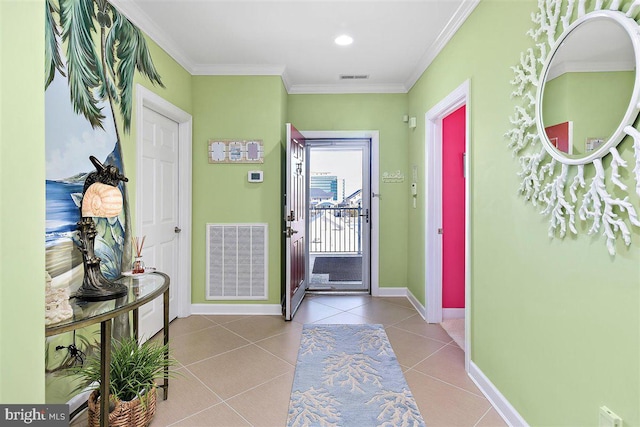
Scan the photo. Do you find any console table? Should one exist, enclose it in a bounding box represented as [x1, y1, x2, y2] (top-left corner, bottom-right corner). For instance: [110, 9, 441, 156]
[46, 271, 170, 427]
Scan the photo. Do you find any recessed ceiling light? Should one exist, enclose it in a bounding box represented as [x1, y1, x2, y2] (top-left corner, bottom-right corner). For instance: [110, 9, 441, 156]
[334, 35, 353, 46]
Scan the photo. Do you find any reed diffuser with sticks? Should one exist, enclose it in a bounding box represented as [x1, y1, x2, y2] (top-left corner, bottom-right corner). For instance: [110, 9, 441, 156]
[132, 236, 146, 274]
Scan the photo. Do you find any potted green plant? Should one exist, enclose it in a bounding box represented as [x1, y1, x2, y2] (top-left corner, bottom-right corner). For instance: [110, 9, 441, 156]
[69, 336, 176, 427]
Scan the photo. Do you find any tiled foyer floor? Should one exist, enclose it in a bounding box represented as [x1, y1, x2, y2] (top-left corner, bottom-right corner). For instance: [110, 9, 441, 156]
[72, 295, 507, 426]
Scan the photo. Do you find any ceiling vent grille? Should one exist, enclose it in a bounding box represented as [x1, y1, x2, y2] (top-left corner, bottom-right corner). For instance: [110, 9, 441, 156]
[339, 74, 369, 80]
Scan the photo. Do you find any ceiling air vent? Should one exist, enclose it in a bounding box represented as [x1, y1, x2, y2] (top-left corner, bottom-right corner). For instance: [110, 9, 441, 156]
[339, 74, 369, 80]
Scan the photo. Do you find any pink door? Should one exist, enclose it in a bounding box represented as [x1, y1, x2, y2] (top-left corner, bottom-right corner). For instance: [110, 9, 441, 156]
[442, 105, 465, 309]
[284, 124, 306, 320]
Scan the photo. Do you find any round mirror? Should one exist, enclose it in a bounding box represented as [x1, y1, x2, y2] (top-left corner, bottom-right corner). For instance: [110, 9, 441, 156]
[536, 11, 640, 165]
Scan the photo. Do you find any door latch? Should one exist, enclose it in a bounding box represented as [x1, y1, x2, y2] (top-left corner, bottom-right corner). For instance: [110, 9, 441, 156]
[359, 208, 370, 223]
[283, 227, 298, 237]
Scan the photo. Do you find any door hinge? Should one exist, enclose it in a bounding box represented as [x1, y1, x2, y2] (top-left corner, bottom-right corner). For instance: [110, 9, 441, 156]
[462, 152, 467, 179]
[437, 228, 443, 235]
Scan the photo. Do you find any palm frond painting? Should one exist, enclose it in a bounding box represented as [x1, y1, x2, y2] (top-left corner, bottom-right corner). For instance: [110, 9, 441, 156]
[44, 0, 163, 293]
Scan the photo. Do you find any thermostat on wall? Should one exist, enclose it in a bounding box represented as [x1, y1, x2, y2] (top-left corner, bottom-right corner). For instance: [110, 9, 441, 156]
[248, 171, 263, 183]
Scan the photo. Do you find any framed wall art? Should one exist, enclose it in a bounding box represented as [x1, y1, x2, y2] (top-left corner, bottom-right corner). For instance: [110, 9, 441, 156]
[208, 139, 264, 163]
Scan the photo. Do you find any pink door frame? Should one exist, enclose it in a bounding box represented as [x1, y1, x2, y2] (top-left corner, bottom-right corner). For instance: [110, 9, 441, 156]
[425, 80, 471, 368]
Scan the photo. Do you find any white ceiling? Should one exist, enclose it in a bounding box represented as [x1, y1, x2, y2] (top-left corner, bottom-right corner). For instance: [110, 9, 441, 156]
[109, 0, 479, 94]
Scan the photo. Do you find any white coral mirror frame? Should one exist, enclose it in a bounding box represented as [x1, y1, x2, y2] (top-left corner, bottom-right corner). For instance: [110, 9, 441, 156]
[536, 10, 640, 165]
[508, 0, 640, 255]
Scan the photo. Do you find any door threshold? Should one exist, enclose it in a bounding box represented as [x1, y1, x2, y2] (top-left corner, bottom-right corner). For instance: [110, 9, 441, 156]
[306, 290, 370, 296]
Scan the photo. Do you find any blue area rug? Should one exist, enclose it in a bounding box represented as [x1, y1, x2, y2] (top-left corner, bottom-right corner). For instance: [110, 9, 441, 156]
[287, 324, 426, 427]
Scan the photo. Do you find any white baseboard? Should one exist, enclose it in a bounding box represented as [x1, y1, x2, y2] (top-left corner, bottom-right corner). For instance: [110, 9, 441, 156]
[375, 287, 407, 297]
[443, 308, 465, 319]
[468, 361, 528, 427]
[191, 303, 282, 315]
[407, 288, 427, 319]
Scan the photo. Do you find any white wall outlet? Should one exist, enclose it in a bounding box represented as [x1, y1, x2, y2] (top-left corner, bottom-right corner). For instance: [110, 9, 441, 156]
[599, 406, 622, 427]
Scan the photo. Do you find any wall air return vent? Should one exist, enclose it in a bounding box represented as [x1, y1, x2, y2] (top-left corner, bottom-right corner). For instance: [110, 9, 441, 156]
[339, 74, 370, 80]
[206, 223, 268, 300]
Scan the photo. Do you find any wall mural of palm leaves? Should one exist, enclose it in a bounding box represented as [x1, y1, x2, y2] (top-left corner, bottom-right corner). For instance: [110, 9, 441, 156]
[44, 0, 163, 376]
[44, 0, 163, 384]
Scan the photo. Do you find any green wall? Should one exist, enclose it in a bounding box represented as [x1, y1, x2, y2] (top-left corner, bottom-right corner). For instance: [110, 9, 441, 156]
[543, 71, 634, 156]
[191, 76, 287, 304]
[407, 0, 639, 424]
[0, 0, 46, 403]
[288, 94, 410, 289]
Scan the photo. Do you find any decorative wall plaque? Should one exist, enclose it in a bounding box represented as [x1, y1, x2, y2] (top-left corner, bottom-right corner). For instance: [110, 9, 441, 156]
[208, 139, 264, 163]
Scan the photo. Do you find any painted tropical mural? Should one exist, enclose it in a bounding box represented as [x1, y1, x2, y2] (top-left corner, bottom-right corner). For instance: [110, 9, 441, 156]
[44, 0, 163, 401]
[44, 0, 163, 291]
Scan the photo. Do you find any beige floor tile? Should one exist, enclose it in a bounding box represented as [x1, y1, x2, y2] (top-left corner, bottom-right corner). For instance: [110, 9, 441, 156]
[222, 315, 299, 342]
[255, 326, 303, 365]
[312, 311, 370, 324]
[69, 295, 507, 427]
[475, 408, 509, 427]
[347, 298, 417, 325]
[171, 402, 250, 426]
[309, 294, 371, 311]
[170, 325, 250, 366]
[404, 369, 492, 426]
[226, 371, 295, 427]
[151, 367, 221, 426]
[291, 300, 343, 324]
[187, 344, 293, 400]
[394, 314, 455, 343]
[412, 344, 483, 397]
[204, 314, 250, 324]
[384, 326, 447, 367]
[377, 296, 416, 309]
[168, 315, 217, 339]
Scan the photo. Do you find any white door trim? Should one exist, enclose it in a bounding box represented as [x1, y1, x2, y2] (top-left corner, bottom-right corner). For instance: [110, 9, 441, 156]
[136, 84, 192, 318]
[425, 79, 471, 371]
[301, 130, 380, 296]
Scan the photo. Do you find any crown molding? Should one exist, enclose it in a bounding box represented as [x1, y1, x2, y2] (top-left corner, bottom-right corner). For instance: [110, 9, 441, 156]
[109, 0, 475, 95]
[191, 64, 287, 76]
[109, 0, 197, 74]
[404, 0, 480, 91]
[287, 83, 408, 94]
[547, 60, 635, 81]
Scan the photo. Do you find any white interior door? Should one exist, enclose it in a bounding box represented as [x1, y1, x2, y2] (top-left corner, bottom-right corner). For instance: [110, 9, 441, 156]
[138, 107, 180, 340]
[284, 123, 307, 320]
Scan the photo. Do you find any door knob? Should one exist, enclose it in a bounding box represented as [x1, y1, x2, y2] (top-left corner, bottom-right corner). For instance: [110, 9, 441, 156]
[174, 226, 182, 234]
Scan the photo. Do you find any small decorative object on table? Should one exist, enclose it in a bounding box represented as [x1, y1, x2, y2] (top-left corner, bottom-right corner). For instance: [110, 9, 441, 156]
[45, 270, 73, 325]
[132, 236, 146, 274]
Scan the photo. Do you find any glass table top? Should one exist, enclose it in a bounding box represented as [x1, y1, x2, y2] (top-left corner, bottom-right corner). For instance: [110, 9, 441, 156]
[46, 271, 169, 336]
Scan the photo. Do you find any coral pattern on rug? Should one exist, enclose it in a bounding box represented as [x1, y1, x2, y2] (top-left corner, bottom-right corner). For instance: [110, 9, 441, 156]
[287, 324, 425, 427]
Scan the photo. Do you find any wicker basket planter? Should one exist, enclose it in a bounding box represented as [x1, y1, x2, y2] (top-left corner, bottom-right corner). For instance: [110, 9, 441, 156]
[68, 337, 175, 427]
[87, 387, 157, 427]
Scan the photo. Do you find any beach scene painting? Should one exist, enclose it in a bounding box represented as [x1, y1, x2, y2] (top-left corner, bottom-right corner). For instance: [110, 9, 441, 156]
[44, 0, 163, 291]
[45, 73, 126, 290]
